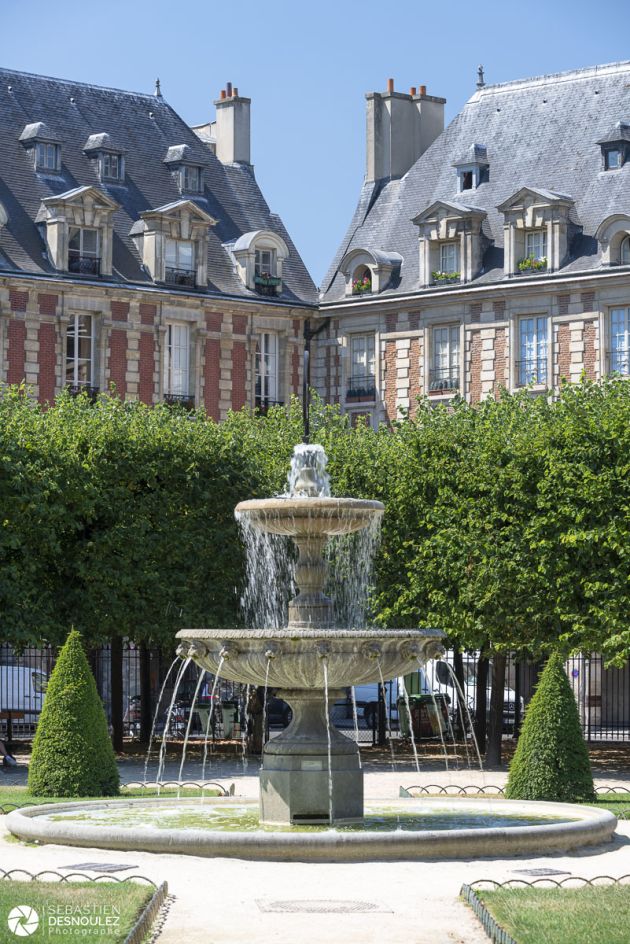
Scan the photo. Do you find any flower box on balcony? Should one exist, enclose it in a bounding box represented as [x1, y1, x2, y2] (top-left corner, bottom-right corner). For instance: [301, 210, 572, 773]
[254, 274, 281, 296]
[352, 276, 372, 296]
[431, 271, 460, 284]
[517, 256, 548, 273]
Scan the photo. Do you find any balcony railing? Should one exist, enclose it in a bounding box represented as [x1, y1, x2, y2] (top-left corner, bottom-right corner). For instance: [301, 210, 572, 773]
[165, 267, 196, 288]
[515, 360, 548, 387]
[254, 274, 281, 297]
[429, 366, 460, 394]
[346, 375, 376, 402]
[67, 383, 99, 402]
[255, 395, 284, 415]
[608, 348, 630, 375]
[68, 252, 101, 276]
[164, 392, 195, 410]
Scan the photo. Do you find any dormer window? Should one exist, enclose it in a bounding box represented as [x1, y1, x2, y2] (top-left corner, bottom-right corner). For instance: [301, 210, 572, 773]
[36, 186, 118, 277]
[339, 248, 402, 296]
[519, 229, 548, 271]
[101, 152, 124, 181]
[622, 236, 630, 265]
[461, 171, 474, 191]
[598, 122, 630, 171]
[83, 134, 126, 183]
[68, 226, 100, 276]
[179, 165, 202, 194]
[452, 144, 489, 193]
[413, 201, 486, 287]
[35, 142, 61, 172]
[230, 230, 289, 296]
[165, 238, 196, 286]
[498, 187, 574, 276]
[606, 149, 622, 170]
[163, 145, 204, 194]
[131, 200, 216, 288]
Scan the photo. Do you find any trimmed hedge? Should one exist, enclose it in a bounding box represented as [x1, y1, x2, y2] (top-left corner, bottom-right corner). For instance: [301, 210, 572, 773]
[505, 651, 595, 803]
[28, 629, 119, 797]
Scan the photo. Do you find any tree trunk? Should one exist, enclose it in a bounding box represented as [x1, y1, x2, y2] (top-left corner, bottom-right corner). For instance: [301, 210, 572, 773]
[140, 643, 152, 744]
[474, 654, 489, 754]
[485, 652, 507, 767]
[453, 647, 466, 739]
[110, 636, 124, 753]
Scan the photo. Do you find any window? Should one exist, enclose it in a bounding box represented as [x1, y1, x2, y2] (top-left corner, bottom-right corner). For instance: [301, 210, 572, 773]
[255, 248, 276, 278]
[347, 334, 376, 400]
[609, 308, 630, 375]
[461, 170, 474, 191]
[68, 227, 100, 276]
[621, 237, 630, 265]
[518, 316, 548, 386]
[66, 314, 94, 389]
[351, 265, 372, 296]
[35, 142, 60, 171]
[165, 238, 196, 286]
[255, 333, 279, 410]
[179, 165, 202, 193]
[525, 230, 547, 261]
[605, 149, 622, 170]
[430, 325, 460, 393]
[164, 323, 190, 396]
[437, 242, 459, 278]
[100, 152, 123, 181]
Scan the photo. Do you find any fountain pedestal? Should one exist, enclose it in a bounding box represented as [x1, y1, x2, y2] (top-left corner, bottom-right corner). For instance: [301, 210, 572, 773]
[260, 689, 362, 824]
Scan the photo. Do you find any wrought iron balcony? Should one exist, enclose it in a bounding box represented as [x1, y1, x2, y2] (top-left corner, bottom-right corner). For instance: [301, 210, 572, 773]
[607, 348, 630, 376]
[428, 367, 460, 394]
[165, 267, 196, 287]
[67, 383, 99, 402]
[68, 252, 101, 276]
[255, 396, 284, 415]
[515, 360, 548, 386]
[346, 375, 376, 402]
[254, 274, 281, 297]
[164, 392, 195, 410]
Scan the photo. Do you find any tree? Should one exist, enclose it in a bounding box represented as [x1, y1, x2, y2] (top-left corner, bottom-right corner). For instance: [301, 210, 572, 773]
[28, 629, 119, 797]
[505, 651, 595, 802]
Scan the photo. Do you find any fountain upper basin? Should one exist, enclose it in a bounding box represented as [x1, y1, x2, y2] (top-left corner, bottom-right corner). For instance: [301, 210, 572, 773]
[235, 497, 384, 537]
[176, 628, 444, 689]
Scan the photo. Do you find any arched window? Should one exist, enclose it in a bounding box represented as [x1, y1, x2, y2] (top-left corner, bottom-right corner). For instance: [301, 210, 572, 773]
[352, 265, 372, 296]
[621, 236, 630, 265]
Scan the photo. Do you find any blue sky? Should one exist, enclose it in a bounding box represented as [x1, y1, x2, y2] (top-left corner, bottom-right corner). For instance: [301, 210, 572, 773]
[3, 0, 630, 285]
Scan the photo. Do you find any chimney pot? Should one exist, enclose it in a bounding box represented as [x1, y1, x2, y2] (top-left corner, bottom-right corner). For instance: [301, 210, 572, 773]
[419, 84, 427, 96]
[226, 81, 233, 97]
[387, 78, 394, 94]
[220, 89, 227, 100]
[233, 87, 239, 97]
[410, 86, 417, 96]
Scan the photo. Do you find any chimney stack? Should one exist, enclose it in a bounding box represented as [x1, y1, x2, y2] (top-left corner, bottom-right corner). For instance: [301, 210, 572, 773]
[213, 84, 251, 165]
[365, 79, 446, 183]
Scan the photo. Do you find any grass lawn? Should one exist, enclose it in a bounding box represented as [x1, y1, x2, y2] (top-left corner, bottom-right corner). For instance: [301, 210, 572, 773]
[0, 880, 152, 942]
[0, 784, 222, 808]
[476, 885, 630, 944]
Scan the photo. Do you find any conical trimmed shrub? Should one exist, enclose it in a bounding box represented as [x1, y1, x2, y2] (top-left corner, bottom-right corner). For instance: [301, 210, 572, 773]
[28, 630, 119, 797]
[506, 651, 595, 803]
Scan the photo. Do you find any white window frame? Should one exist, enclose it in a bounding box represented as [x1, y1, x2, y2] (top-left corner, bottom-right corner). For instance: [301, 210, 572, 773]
[255, 248, 277, 278]
[164, 323, 191, 396]
[518, 315, 548, 386]
[621, 236, 630, 266]
[165, 238, 195, 274]
[347, 333, 376, 399]
[66, 314, 95, 387]
[68, 226, 99, 258]
[605, 148, 622, 170]
[179, 165, 202, 193]
[609, 307, 630, 376]
[525, 230, 547, 261]
[35, 142, 60, 172]
[100, 152, 123, 181]
[439, 242, 459, 274]
[430, 324, 460, 393]
[255, 332, 279, 405]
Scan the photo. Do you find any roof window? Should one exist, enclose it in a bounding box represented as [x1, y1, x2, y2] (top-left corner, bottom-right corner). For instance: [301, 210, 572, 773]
[19, 122, 62, 173]
[597, 122, 630, 171]
[83, 134, 126, 182]
[452, 143, 489, 192]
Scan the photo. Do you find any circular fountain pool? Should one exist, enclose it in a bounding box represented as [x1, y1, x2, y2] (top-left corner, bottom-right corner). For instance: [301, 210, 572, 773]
[6, 797, 616, 862]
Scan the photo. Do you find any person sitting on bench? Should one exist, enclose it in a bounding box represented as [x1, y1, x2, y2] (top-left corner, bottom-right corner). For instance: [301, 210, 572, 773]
[0, 739, 17, 767]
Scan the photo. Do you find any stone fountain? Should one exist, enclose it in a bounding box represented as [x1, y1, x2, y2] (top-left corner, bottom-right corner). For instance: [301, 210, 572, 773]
[176, 444, 445, 825]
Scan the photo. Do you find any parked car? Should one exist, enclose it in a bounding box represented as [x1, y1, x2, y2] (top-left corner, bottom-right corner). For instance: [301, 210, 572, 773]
[0, 665, 48, 734]
[341, 669, 450, 737]
[425, 657, 524, 732]
[266, 696, 292, 727]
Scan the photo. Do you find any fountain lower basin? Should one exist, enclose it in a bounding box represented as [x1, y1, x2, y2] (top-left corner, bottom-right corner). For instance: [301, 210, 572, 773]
[6, 797, 616, 862]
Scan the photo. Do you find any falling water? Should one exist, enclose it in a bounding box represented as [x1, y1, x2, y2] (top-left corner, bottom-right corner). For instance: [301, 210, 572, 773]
[200, 657, 225, 792]
[377, 660, 397, 773]
[177, 667, 206, 797]
[143, 657, 178, 784]
[350, 687, 362, 768]
[156, 657, 191, 791]
[399, 676, 421, 774]
[428, 684, 450, 772]
[327, 515, 382, 628]
[444, 662, 484, 770]
[261, 658, 271, 760]
[237, 515, 295, 630]
[241, 684, 251, 772]
[322, 659, 334, 825]
[286, 443, 331, 497]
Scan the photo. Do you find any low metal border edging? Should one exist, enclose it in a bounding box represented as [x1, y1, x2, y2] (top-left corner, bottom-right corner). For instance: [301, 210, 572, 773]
[461, 884, 517, 944]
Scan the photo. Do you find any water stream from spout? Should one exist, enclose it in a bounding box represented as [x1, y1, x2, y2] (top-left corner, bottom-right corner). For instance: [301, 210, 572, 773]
[399, 676, 421, 774]
[200, 656, 225, 794]
[322, 659, 334, 825]
[156, 656, 191, 791]
[177, 667, 206, 796]
[377, 660, 397, 773]
[350, 686, 362, 768]
[143, 657, 178, 784]
[444, 662, 483, 770]
[241, 684, 251, 772]
[428, 684, 451, 771]
[261, 658, 271, 760]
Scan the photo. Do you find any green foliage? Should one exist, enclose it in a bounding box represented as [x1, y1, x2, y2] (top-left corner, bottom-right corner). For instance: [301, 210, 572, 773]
[28, 630, 120, 797]
[505, 652, 595, 802]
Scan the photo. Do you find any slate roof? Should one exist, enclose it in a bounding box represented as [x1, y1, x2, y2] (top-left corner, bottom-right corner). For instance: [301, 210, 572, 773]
[0, 67, 317, 306]
[322, 60, 630, 302]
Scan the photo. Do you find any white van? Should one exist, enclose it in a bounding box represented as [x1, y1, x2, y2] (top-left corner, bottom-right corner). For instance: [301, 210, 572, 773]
[342, 668, 450, 736]
[0, 665, 48, 732]
[425, 656, 523, 731]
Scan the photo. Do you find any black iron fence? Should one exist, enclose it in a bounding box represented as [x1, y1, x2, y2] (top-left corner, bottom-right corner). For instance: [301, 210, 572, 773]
[2, 644, 630, 749]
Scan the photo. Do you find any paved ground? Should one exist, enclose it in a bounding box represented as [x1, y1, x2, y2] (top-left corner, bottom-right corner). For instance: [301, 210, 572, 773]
[3, 754, 630, 943]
